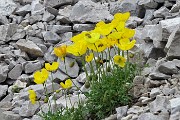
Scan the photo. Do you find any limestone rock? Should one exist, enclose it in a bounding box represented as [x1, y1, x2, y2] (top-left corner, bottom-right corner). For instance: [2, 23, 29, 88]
[0, 64, 9, 83]
[19, 101, 40, 117]
[149, 95, 170, 114]
[73, 24, 95, 31]
[24, 61, 42, 74]
[2, 111, 22, 120]
[70, 0, 113, 23]
[58, 57, 79, 78]
[0, 85, 8, 100]
[43, 31, 61, 44]
[46, 25, 71, 34]
[110, 0, 139, 16]
[8, 64, 22, 80]
[158, 61, 178, 75]
[44, 0, 78, 8]
[159, 17, 180, 41]
[16, 39, 44, 57]
[116, 106, 128, 120]
[138, 0, 158, 8]
[138, 113, 168, 120]
[0, 0, 17, 16]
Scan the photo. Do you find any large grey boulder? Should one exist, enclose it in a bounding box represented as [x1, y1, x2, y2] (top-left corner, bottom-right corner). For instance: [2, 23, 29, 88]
[0, 0, 17, 16]
[69, 0, 113, 23]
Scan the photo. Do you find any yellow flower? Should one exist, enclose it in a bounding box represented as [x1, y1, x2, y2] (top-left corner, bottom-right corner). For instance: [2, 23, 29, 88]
[54, 45, 67, 60]
[34, 68, 49, 84]
[45, 62, 59, 71]
[28, 89, 36, 104]
[84, 32, 100, 44]
[88, 39, 107, 52]
[93, 21, 114, 35]
[71, 32, 87, 43]
[60, 79, 72, 89]
[121, 28, 135, 39]
[67, 41, 87, 56]
[113, 55, 126, 67]
[85, 53, 94, 62]
[117, 38, 136, 51]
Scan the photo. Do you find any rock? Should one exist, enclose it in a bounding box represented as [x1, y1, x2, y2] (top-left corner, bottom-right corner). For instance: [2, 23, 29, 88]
[24, 61, 42, 74]
[138, 113, 168, 120]
[103, 114, 117, 120]
[42, 10, 55, 22]
[109, 0, 139, 16]
[52, 70, 69, 81]
[149, 95, 170, 114]
[144, 9, 155, 20]
[56, 94, 86, 108]
[2, 111, 22, 120]
[31, 115, 42, 120]
[127, 106, 145, 114]
[44, 0, 78, 8]
[138, 0, 158, 9]
[60, 32, 73, 43]
[16, 39, 44, 57]
[126, 16, 143, 28]
[0, 64, 9, 83]
[11, 31, 26, 41]
[0, 23, 17, 42]
[159, 17, 180, 41]
[116, 106, 128, 120]
[73, 24, 95, 31]
[43, 31, 61, 44]
[15, 4, 31, 16]
[158, 61, 178, 75]
[154, 6, 170, 18]
[142, 24, 163, 48]
[0, 85, 8, 100]
[30, 0, 44, 15]
[149, 71, 171, 80]
[19, 101, 40, 117]
[170, 97, 180, 114]
[58, 57, 79, 78]
[166, 25, 180, 60]
[170, 2, 180, 13]
[8, 64, 22, 80]
[0, 15, 9, 25]
[70, 0, 113, 23]
[0, 0, 17, 16]
[57, 5, 72, 23]
[150, 88, 161, 98]
[76, 72, 87, 83]
[46, 25, 71, 34]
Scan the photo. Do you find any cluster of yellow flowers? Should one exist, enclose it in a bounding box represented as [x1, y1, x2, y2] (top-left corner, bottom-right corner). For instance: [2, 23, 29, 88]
[54, 12, 136, 67]
[29, 12, 136, 105]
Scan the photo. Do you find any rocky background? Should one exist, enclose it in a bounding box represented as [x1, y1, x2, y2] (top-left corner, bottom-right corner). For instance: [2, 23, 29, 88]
[0, 0, 180, 120]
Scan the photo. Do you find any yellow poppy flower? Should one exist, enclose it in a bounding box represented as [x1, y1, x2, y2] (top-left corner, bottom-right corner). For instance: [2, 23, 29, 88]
[85, 53, 94, 62]
[67, 41, 87, 56]
[45, 62, 59, 71]
[88, 40, 107, 52]
[60, 79, 72, 89]
[84, 32, 100, 44]
[117, 38, 136, 51]
[93, 21, 114, 35]
[54, 45, 67, 60]
[34, 68, 49, 84]
[113, 55, 126, 67]
[115, 22, 125, 32]
[121, 28, 135, 39]
[28, 89, 36, 104]
[71, 32, 87, 43]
